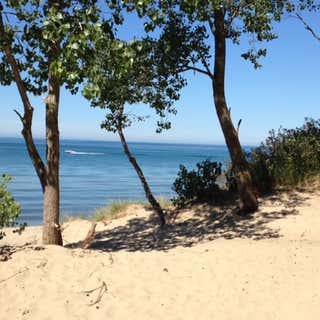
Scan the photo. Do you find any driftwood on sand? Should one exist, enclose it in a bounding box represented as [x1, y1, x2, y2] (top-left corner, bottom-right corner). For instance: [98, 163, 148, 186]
[81, 222, 97, 249]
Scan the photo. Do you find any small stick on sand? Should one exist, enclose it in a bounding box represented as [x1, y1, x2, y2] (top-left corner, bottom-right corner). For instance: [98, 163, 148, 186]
[82, 281, 108, 305]
[81, 222, 97, 249]
[0, 267, 29, 284]
[109, 253, 114, 265]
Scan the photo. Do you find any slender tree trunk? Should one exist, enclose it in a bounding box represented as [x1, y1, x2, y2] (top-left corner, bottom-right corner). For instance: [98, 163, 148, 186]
[43, 71, 62, 245]
[212, 9, 258, 214]
[117, 125, 166, 226]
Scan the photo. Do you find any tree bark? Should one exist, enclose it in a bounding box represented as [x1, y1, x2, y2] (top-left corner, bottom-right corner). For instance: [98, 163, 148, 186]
[117, 123, 166, 226]
[212, 9, 258, 214]
[43, 71, 62, 245]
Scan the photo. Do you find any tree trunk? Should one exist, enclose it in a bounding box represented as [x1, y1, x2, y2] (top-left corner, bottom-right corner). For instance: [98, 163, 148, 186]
[43, 40, 63, 245]
[212, 9, 258, 214]
[43, 184, 62, 244]
[41, 0, 63, 245]
[117, 126, 166, 226]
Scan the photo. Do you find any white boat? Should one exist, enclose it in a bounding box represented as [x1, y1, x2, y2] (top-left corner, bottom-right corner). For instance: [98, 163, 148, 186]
[65, 149, 103, 155]
[65, 149, 79, 155]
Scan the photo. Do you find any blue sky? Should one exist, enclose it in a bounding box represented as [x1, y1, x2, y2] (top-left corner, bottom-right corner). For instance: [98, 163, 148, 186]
[0, 10, 319, 146]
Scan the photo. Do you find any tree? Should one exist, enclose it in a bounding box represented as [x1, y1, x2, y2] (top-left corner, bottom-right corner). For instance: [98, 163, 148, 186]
[117, 0, 297, 214]
[83, 32, 184, 226]
[0, 0, 105, 244]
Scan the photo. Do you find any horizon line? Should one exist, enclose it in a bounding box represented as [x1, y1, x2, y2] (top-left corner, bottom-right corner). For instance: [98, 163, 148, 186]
[0, 135, 258, 147]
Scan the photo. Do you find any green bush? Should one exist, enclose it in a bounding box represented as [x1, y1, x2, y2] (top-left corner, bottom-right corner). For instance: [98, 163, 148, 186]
[240, 118, 320, 193]
[174, 119, 320, 206]
[172, 160, 223, 207]
[0, 174, 23, 239]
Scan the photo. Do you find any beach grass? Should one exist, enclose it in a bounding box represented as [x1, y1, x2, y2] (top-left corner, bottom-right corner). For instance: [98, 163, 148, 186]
[91, 200, 138, 222]
[62, 197, 173, 224]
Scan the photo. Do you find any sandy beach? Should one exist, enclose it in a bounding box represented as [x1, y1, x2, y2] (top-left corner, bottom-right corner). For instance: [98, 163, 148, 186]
[1, 190, 320, 319]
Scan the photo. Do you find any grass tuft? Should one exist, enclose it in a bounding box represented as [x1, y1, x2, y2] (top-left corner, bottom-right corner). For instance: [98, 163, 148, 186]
[62, 197, 173, 224]
[92, 200, 140, 222]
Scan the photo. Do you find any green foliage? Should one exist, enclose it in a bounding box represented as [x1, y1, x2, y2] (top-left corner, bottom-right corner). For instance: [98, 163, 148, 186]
[255, 118, 320, 188]
[83, 28, 184, 133]
[226, 118, 320, 194]
[172, 160, 223, 207]
[0, 0, 107, 95]
[118, 0, 299, 72]
[0, 174, 24, 239]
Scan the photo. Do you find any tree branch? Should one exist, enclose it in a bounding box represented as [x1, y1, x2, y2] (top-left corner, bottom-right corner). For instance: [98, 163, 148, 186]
[178, 65, 213, 78]
[198, 50, 214, 78]
[0, 10, 46, 191]
[295, 13, 320, 41]
[236, 119, 242, 135]
[13, 109, 23, 122]
[225, 2, 249, 32]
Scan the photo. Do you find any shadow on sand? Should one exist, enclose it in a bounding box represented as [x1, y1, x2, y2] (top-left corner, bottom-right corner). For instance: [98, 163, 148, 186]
[66, 191, 309, 252]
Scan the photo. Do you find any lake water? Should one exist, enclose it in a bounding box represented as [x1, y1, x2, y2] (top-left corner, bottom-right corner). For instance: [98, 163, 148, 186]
[0, 138, 230, 225]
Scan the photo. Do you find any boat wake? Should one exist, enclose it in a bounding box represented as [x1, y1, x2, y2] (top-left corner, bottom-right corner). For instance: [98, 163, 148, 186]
[65, 150, 104, 155]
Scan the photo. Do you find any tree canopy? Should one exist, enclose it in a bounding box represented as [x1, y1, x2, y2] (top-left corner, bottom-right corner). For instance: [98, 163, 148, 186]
[0, 0, 107, 95]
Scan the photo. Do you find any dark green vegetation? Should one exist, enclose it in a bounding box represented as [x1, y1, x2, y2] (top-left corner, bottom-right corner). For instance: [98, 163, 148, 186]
[172, 160, 224, 208]
[0, 174, 24, 239]
[173, 118, 320, 208]
[246, 118, 320, 193]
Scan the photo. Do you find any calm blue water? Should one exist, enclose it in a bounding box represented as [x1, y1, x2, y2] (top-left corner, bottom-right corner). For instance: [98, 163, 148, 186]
[0, 138, 230, 225]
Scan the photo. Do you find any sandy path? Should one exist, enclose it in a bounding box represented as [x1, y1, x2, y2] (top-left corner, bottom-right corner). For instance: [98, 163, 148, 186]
[1, 191, 320, 319]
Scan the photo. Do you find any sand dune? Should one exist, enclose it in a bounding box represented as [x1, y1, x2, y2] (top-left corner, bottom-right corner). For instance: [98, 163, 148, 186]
[1, 191, 320, 319]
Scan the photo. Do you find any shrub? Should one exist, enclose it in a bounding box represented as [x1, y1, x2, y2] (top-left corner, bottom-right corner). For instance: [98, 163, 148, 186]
[233, 118, 320, 194]
[172, 160, 223, 207]
[246, 147, 275, 194]
[0, 174, 23, 239]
